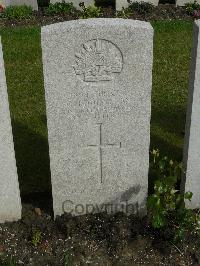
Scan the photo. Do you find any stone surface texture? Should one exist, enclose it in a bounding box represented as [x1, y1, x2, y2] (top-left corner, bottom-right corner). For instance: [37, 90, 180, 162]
[42, 19, 153, 217]
[50, 0, 94, 10]
[0, 0, 38, 10]
[116, 0, 159, 10]
[116, 0, 129, 10]
[182, 20, 200, 209]
[0, 37, 21, 223]
[176, 0, 200, 6]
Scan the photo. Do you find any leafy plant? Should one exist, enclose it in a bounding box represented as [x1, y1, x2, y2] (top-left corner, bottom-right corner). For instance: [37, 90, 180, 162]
[63, 250, 71, 266]
[116, 7, 132, 18]
[45, 1, 76, 16]
[148, 149, 200, 242]
[80, 4, 102, 19]
[185, 1, 200, 15]
[128, 1, 154, 15]
[2, 5, 33, 19]
[31, 230, 42, 247]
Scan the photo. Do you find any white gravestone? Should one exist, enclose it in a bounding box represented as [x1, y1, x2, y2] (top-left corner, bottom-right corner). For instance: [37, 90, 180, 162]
[50, 0, 95, 10]
[116, 0, 159, 11]
[0, 0, 38, 10]
[0, 37, 21, 223]
[176, 0, 200, 7]
[42, 19, 153, 217]
[182, 20, 200, 209]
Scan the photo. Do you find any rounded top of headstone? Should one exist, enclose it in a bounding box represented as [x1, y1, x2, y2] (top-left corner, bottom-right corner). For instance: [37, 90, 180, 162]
[42, 18, 153, 36]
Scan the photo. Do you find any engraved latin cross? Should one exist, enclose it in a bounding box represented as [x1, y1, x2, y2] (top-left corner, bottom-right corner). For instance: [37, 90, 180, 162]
[88, 123, 121, 183]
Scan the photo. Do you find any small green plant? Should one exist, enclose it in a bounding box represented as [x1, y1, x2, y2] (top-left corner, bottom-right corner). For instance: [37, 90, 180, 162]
[148, 149, 200, 242]
[185, 1, 200, 15]
[63, 250, 71, 266]
[2, 5, 33, 20]
[31, 229, 42, 247]
[80, 4, 102, 19]
[116, 7, 132, 18]
[128, 1, 154, 15]
[45, 1, 76, 16]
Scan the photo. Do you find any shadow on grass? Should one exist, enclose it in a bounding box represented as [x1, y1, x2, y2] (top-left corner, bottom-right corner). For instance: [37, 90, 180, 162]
[150, 102, 186, 163]
[12, 119, 52, 200]
[151, 105, 186, 136]
[150, 131, 183, 159]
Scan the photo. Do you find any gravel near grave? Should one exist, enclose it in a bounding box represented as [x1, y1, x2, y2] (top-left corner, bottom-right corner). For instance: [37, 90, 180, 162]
[0, 201, 199, 265]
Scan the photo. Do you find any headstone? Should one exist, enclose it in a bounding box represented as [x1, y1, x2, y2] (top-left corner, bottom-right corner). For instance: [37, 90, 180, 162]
[182, 20, 200, 209]
[0, 0, 38, 10]
[0, 37, 22, 223]
[116, 0, 129, 10]
[50, 0, 95, 10]
[116, 0, 159, 11]
[42, 18, 153, 217]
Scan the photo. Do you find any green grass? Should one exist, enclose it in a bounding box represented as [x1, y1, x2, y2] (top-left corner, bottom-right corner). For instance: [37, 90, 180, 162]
[0, 27, 50, 194]
[151, 21, 193, 161]
[0, 21, 193, 193]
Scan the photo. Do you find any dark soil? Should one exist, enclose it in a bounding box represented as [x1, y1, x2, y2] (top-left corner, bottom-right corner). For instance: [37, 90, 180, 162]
[0, 200, 199, 265]
[0, 5, 194, 28]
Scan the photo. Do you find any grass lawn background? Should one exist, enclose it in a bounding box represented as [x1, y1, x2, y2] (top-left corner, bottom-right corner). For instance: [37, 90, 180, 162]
[0, 21, 193, 194]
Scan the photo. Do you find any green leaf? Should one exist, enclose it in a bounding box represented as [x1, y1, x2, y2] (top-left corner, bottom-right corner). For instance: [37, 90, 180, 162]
[154, 180, 165, 193]
[147, 195, 161, 209]
[165, 176, 177, 186]
[174, 227, 185, 242]
[152, 213, 165, 228]
[184, 191, 193, 201]
[168, 201, 176, 210]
